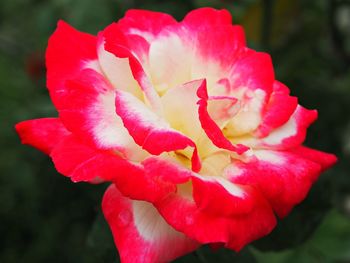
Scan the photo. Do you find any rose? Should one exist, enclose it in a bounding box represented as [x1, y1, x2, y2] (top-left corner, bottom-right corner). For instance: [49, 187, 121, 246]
[15, 7, 337, 263]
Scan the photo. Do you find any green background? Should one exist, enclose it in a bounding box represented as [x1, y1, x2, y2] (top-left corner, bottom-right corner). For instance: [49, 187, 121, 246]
[1, 0, 350, 262]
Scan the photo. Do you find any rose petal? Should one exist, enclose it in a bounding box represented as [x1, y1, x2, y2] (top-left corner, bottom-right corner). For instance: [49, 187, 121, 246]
[102, 184, 199, 263]
[289, 146, 337, 172]
[54, 68, 146, 160]
[259, 105, 318, 149]
[143, 157, 276, 251]
[97, 23, 144, 100]
[46, 21, 100, 108]
[148, 30, 193, 94]
[220, 49, 275, 137]
[50, 135, 143, 183]
[118, 9, 177, 42]
[183, 7, 233, 28]
[15, 118, 70, 154]
[115, 88, 201, 171]
[104, 33, 163, 114]
[161, 79, 203, 140]
[226, 149, 322, 217]
[197, 79, 249, 154]
[190, 26, 246, 83]
[231, 105, 318, 150]
[255, 81, 298, 138]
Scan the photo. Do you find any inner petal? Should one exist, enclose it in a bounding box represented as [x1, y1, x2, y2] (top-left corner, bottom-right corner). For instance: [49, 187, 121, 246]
[224, 88, 266, 137]
[149, 31, 193, 95]
[97, 33, 143, 100]
[161, 80, 202, 140]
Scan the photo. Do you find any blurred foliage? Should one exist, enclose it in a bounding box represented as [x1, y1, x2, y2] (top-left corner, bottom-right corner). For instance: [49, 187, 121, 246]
[1, 0, 350, 262]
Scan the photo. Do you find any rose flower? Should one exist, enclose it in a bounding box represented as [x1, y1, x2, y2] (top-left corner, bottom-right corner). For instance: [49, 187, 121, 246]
[16, 8, 337, 263]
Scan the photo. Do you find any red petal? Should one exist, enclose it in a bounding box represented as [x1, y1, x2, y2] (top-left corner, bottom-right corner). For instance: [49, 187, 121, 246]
[192, 25, 246, 71]
[234, 105, 318, 150]
[115, 89, 201, 172]
[197, 79, 248, 154]
[183, 7, 232, 28]
[230, 48, 274, 96]
[255, 81, 298, 137]
[289, 146, 337, 172]
[227, 149, 323, 217]
[260, 105, 318, 149]
[118, 9, 177, 40]
[143, 158, 276, 251]
[53, 68, 145, 160]
[103, 26, 162, 113]
[46, 21, 99, 108]
[102, 184, 199, 263]
[50, 135, 141, 183]
[15, 118, 70, 154]
[97, 23, 145, 100]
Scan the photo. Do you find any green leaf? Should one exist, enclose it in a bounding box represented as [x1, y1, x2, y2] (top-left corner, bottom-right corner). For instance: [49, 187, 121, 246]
[252, 210, 350, 263]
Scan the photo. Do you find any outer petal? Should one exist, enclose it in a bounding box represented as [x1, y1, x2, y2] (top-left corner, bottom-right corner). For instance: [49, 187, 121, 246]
[231, 105, 318, 150]
[115, 88, 201, 172]
[259, 105, 318, 149]
[15, 118, 70, 154]
[289, 146, 337, 172]
[46, 20, 99, 108]
[230, 48, 274, 96]
[53, 68, 146, 160]
[50, 135, 175, 201]
[191, 25, 246, 78]
[182, 7, 233, 28]
[50, 135, 143, 183]
[143, 158, 276, 251]
[226, 149, 322, 217]
[117, 9, 177, 42]
[102, 184, 199, 263]
[255, 81, 298, 138]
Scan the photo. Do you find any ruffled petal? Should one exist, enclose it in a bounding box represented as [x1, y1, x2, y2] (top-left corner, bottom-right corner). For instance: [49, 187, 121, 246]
[182, 7, 233, 28]
[115, 88, 201, 171]
[229, 49, 274, 95]
[104, 29, 162, 113]
[53, 68, 146, 160]
[226, 149, 323, 217]
[197, 79, 248, 154]
[289, 146, 337, 172]
[15, 118, 70, 154]
[97, 23, 144, 100]
[221, 50, 275, 137]
[50, 135, 177, 201]
[148, 29, 193, 94]
[190, 26, 246, 82]
[143, 157, 276, 251]
[50, 135, 143, 183]
[161, 79, 203, 140]
[231, 105, 318, 150]
[255, 81, 298, 138]
[148, 15, 246, 95]
[258, 105, 317, 149]
[46, 21, 100, 108]
[102, 184, 199, 263]
[117, 9, 177, 42]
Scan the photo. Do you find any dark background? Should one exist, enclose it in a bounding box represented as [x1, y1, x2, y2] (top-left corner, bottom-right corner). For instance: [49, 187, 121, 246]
[1, 0, 350, 262]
